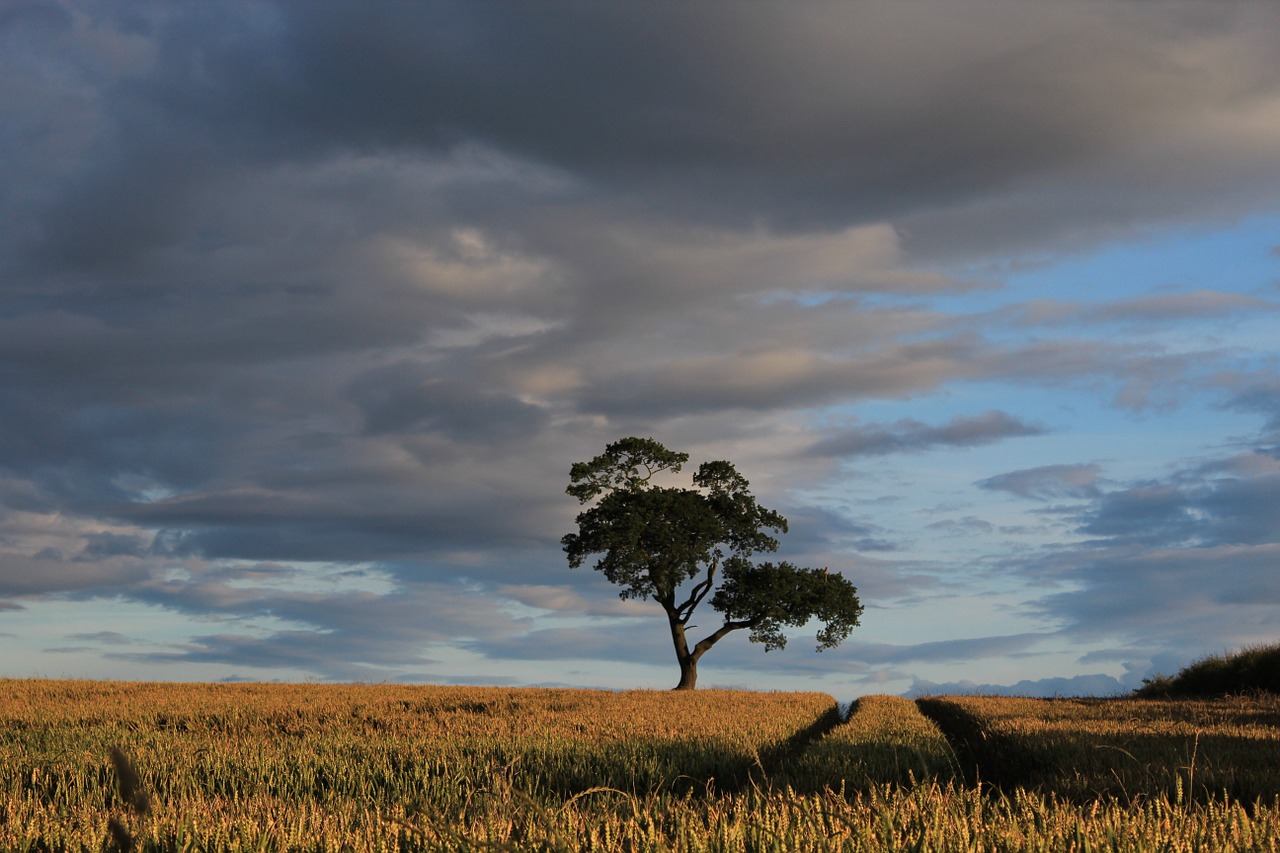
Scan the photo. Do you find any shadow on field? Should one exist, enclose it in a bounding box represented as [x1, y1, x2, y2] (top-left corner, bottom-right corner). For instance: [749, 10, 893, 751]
[508, 703, 846, 797]
[914, 697, 1032, 792]
[915, 697, 1280, 805]
[779, 697, 963, 793]
[758, 702, 847, 775]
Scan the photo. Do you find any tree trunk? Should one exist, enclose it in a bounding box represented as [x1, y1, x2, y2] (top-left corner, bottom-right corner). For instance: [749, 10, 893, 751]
[674, 654, 698, 690]
[664, 606, 757, 690]
[666, 609, 698, 690]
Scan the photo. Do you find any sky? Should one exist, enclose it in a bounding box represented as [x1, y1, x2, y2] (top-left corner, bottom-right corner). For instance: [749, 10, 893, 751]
[3, 1, 1280, 699]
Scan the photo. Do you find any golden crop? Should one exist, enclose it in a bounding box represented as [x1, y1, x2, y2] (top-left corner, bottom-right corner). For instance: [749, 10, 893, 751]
[5, 680, 1280, 851]
[917, 694, 1280, 804]
[792, 694, 958, 788]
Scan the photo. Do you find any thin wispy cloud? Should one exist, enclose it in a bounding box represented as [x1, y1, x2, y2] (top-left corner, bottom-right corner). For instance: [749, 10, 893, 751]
[809, 412, 1045, 458]
[978, 465, 1105, 502]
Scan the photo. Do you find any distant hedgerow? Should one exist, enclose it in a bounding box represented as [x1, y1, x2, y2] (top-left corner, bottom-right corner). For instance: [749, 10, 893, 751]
[1136, 642, 1280, 697]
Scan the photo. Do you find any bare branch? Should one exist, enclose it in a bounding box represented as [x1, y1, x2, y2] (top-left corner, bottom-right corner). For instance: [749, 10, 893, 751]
[675, 559, 719, 622]
[690, 617, 760, 661]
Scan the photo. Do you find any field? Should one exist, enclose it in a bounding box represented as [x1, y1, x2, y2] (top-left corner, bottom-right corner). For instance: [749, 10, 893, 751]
[917, 694, 1280, 803]
[4, 680, 1280, 851]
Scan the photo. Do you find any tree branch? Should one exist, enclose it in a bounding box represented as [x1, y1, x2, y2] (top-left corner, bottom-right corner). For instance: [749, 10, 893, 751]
[674, 559, 719, 622]
[689, 617, 760, 662]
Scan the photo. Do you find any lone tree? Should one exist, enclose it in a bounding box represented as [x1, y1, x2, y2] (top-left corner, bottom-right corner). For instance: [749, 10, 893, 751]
[562, 436, 863, 690]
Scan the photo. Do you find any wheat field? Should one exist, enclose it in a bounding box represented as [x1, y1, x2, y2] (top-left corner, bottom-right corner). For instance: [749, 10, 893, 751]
[917, 693, 1280, 803]
[5, 679, 1280, 851]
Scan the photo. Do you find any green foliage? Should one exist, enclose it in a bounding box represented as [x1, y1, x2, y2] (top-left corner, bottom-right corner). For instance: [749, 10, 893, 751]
[562, 437, 862, 688]
[1136, 642, 1280, 698]
[712, 559, 864, 652]
[565, 484, 731, 601]
[565, 436, 690, 503]
[562, 437, 786, 603]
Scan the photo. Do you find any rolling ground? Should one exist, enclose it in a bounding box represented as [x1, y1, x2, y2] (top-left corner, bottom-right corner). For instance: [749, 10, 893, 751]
[4, 679, 1280, 851]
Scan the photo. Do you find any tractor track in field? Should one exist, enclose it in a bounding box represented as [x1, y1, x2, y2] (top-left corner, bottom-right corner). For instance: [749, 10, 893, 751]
[914, 697, 1046, 793]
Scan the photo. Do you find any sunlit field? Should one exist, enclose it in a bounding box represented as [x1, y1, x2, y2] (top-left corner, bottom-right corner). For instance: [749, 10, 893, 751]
[917, 693, 1280, 804]
[5, 680, 1280, 851]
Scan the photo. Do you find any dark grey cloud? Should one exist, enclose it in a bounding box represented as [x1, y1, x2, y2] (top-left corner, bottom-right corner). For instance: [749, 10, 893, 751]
[1074, 470, 1280, 548]
[469, 626, 669, 666]
[106, 631, 433, 683]
[1082, 291, 1280, 325]
[347, 366, 549, 442]
[78, 532, 149, 560]
[2, 1, 1279, 688]
[809, 411, 1044, 458]
[111, 479, 561, 564]
[494, 583, 652, 619]
[1196, 473, 1280, 546]
[78, 567, 547, 681]
[262, 2, 1280, 242]
[579, 339, 987, 417]
[1012, 450, 1280, 659]
[1028, 543, 1280, 649]
[997, 291, 1280, 329]
[770, 504, 901, 557]
[67, 630, 133, 646]
[1223, 374, 1280, 442]
[0, 551, 149, 597]
[981, 340, 1204, 412]
[978, 464, 1104, 501]
[13, 2, 1278, 273]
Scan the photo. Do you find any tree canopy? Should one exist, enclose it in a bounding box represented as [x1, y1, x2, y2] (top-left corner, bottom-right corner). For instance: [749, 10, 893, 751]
[562, 436, 863, 689]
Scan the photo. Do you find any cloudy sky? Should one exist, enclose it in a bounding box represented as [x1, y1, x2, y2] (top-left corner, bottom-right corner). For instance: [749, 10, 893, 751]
[3, 1, 1280, 697]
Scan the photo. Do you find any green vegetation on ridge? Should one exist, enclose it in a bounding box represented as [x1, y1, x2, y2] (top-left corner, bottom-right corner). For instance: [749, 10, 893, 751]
[1137, 642, 1280, 698]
